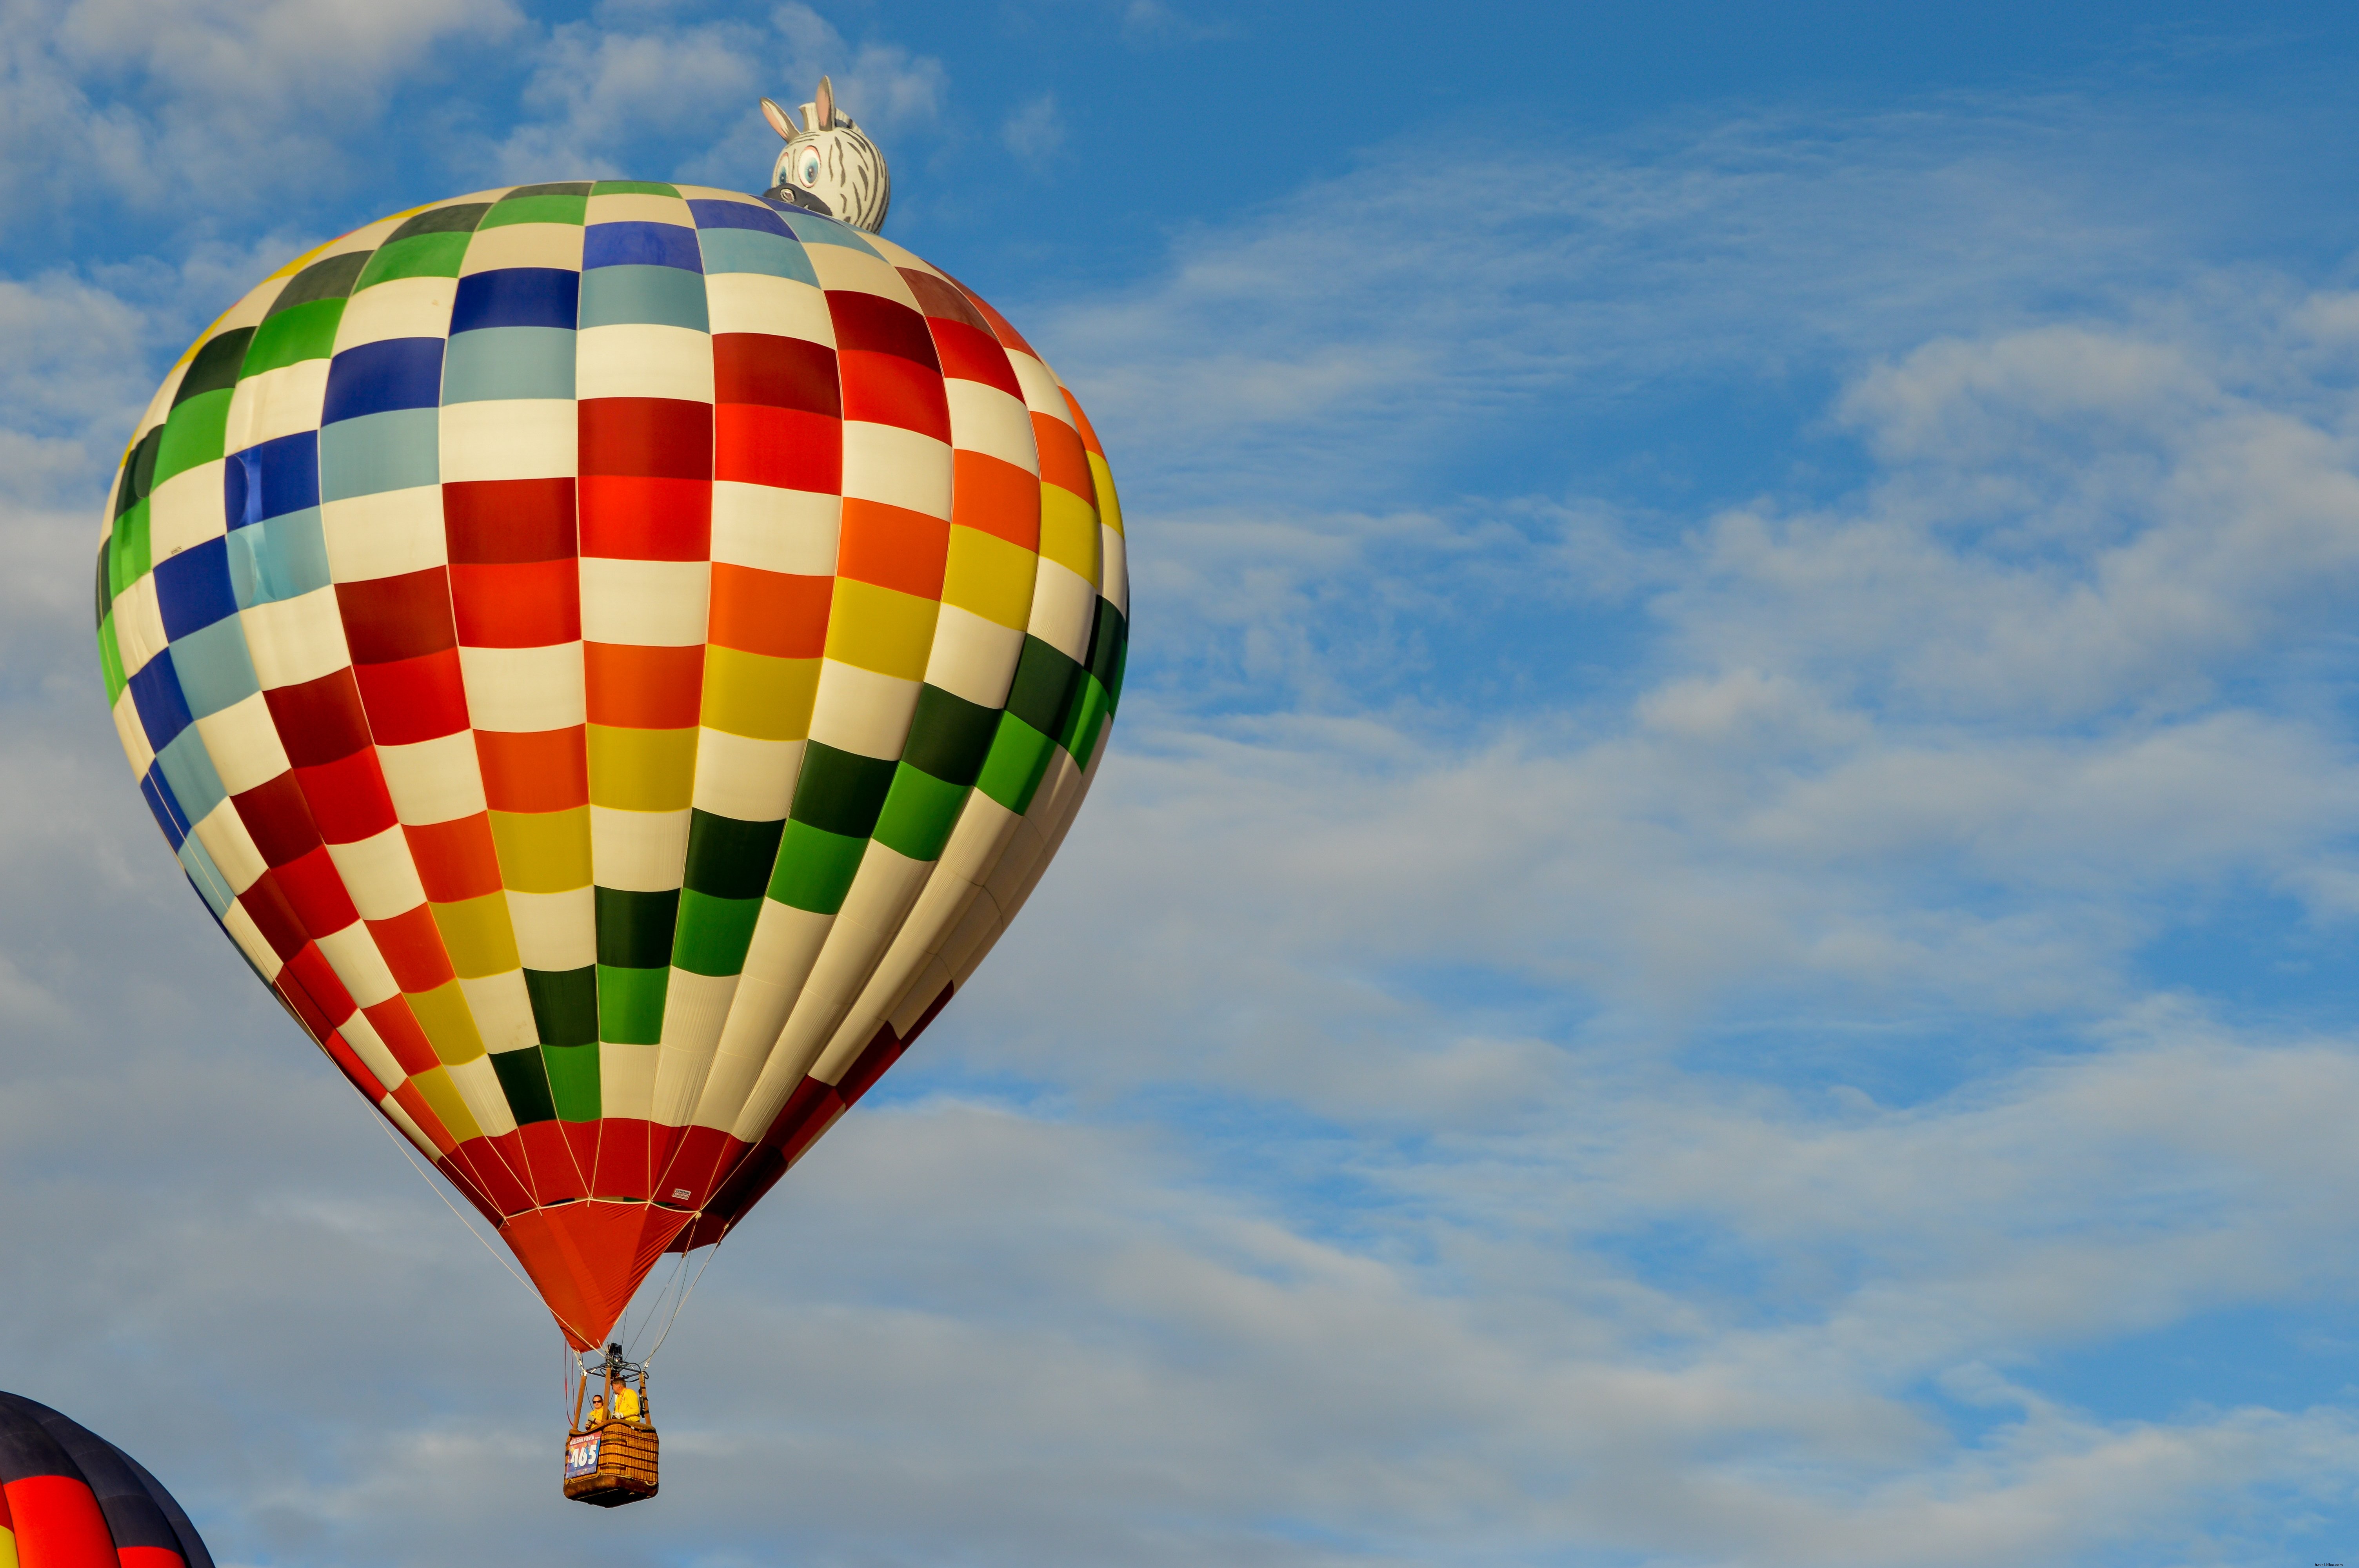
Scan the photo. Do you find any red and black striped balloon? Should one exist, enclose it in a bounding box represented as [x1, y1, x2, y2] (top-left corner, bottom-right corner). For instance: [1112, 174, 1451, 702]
[0, 1394, 211, 1568]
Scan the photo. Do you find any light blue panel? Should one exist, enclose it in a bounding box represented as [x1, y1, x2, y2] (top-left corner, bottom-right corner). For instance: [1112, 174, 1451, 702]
[443, 326, 576, 403]
[776, 212, 880, 255]
[694, 229, 819, 285]
[225, 505, 329, 608]
[156, 724, 229, 824]
[167, 615, 261, 717]
[318, 407, 438, 501]
[178, 833, 236, 918]
[578, 265, 709, 331]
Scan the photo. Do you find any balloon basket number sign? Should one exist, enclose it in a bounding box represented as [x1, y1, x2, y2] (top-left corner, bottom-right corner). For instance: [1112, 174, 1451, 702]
[566, 1345, 659, 1506]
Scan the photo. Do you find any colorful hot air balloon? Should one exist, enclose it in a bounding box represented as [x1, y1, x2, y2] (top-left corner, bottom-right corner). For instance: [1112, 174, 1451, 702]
[94, 181, 1129, 1353]
[0, 1392, 214, 1568]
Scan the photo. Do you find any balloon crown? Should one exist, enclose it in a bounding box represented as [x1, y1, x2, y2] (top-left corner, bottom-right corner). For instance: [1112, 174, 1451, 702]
[761, 74, 891, 233]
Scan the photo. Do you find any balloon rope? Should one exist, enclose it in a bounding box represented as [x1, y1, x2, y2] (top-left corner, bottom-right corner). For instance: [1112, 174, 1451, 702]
[642, 1224, 729, 1367]
[369, 1115, 601, 1351]
[620, 1246, 690, 1361]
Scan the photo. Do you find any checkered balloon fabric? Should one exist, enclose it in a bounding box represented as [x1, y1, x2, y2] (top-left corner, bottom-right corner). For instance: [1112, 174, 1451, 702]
[95, 183, 1129, 1349]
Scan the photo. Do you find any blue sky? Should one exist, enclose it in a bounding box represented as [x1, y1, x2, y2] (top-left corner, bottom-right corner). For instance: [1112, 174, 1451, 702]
[9, 2, 2359, 1564]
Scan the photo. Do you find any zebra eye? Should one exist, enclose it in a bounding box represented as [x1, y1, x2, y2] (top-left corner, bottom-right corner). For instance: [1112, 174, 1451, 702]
[798, 149, 821, 186]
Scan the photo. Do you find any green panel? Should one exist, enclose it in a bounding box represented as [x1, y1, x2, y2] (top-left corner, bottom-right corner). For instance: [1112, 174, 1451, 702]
[1003, 633, 1083, 738]
[590, 180, 681, 196]
[525, 964, 599, 1046]
[98, 614, 125, 703]
[116, 425, 164, 518]
[596, 886, 680, 969]
[672, 889, 763, 976]
[1107, 632, 1128, 711]
[872, 763, 967, 863]
[242, 298, 345, 376]
[504, 180, 595, 199]
[151, 391, 231, 488]
[487, 1045, 557, 1125]
[109, 498, 150, 595]
[900, 683, 1000, 787]
[974, 713, 1056, 814]
[1063, 675, 1111, 766]
[388, 202, 492, 240]
[789, 742, 897, 838]
[355, 232, 471, 289]
[542, 1042, 601, 1121]
[482, 192, 589, 227]
[267, 252, 370, 314]
[682, 809, 785, 900]
[173, 328, 255, 409]
[1089, 601, 1127, 711]
[766, 821, 867, 914]
[597, 964, 668, 1044]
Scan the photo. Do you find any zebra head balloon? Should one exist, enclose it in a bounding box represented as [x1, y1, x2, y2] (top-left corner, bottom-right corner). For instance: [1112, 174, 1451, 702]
[761, 75, 891, 232]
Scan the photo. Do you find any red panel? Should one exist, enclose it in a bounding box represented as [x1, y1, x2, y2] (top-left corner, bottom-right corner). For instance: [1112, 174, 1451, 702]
[337, 568, 458, 663]
[119, 1546, 185, 1568]
[501, 1198, 690, 1350]
[927, 317, 1022, 398]
[837, 500, 949, 600]
[477, 728, 588, 813]
[577, 476, 711, 560]
[291, 748, 398, 845]
[897, 269, 992, 334]
[707, 564, 831, 658]
[518, 1118, 590, 1204]
[367, 906, 455, 993]
[274, 968, 333, 1042]
[405, 813, 503, 903]
[438, 1145, 511, 1227]
[232, 770, 324, 867]
[714, 404, 840, 492]
[827, 291, 938, 367]
[235, 874, 309, 960]
[366, 997, 444, 1077]
[352, 649, 469, 745]
[652, 1122, 742, 1213]
[320, 1028, 389, 1101]
[592, 1116, 653, 1201]
[585, 643, 704, 729]
[578, 398, 712, 479]
[713, 333, 840, 414]
[1061, 387, 1107, 457]
[264, 669, 372, 767]
[451, 561, 579, 646]
[4, 1474, 117, 1568]
[445, 477, 576, 562]
[281, 941, 358, 1025]
[389, 1080, 456, 1154]
[838, 350, 950, 441]
[952, 451, 1041, 551]
[460, 1131, 536, 1217]
[945, 273, 1039, 358]
[1032, 412, 1095, 500]
[271, 845, 360, 934]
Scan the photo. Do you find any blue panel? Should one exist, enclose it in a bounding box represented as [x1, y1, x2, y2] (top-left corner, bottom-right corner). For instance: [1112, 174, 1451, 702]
[129, 650, 193, 751]
[318, 408, 438, 500]
[693, 229, 818, 285]
[154, 535, 237, 639]
[771, 207, 881, 254]
[690, 200, 791, 236]
[227, 507, 330, 608]
[156, 724, 229, 825]
[583, 221, 704, 272]
[179, 833, 236, 918]
[142, 763, 188, 849]
[578, 265, 709, 332]
[452, 268, 580, 333]
[442, 327, 575, 403]
[323, 337, 446, 424]
[168, 614, 262, 718]
[225, 430, 320, 528]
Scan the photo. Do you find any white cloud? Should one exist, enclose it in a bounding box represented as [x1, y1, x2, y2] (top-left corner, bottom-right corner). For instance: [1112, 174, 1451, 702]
[1001, 91, 1065, 167]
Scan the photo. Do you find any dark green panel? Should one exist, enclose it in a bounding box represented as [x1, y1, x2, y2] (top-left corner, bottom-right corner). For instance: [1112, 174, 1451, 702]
[597, 964, 668, 1044]
[128, 423, 163, 504]
[487, 1045, 558, 1125]
[596, 887, 680, 969]
[767, 821, 867, 914]
[1089, 601, 1127, 709]
[173, 328, 256, 407]
[672, 889, 763, 976]
[542, 1043, 601, 1122]
[1003, 634, 1083, 737]
[682, 809, 785, 900]
[789, 742, 898, 838]
[900, 683, 1000, 787]
[504, 181, 595, 198]
[525, 965, 599, 1046]
[266, 251, 371, 314]
[388, 202, 493, 240]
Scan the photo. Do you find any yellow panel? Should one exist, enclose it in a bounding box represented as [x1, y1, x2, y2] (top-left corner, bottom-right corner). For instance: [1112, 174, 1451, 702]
[823, 579, 939, 681]
[1038, 484, 1100, 581]
[702, 647, 822, 740]
[489, 807, 593, 893]
[587, 724, 700, 811]
[940, 526, 1038, 631]
[0, 1522, 18, 1568]
[429, 892, 522, 979]
[409, 1065, 486, 1142]
[1087, 452, 1125, 536]
[407, 980, 488, 1065]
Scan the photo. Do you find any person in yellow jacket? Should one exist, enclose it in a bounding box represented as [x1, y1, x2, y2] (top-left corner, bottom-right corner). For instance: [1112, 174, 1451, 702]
[611, 1381, 643, 1424]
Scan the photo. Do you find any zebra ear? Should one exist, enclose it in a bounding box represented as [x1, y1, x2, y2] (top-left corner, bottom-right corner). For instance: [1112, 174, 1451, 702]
[760, 97, 800, 139]
[814, 74, 836, 128]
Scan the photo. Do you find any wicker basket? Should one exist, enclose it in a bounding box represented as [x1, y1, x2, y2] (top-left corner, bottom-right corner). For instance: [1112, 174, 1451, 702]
[563, 1421, 660, 1507]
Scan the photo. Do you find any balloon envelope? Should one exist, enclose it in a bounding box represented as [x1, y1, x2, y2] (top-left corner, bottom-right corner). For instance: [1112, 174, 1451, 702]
[95, 183, 1129, 1347]
[0, 1392, 214, 1568]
